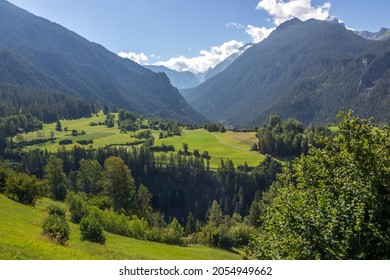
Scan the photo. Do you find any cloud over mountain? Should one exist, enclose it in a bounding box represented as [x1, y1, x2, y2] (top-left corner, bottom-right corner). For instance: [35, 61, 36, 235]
[154, 40, 244, 73]
[257, 0, 331, 25]
[245, 0, 331, 43]
[120, 1, 333, 73]
[118, 51, 149, 64]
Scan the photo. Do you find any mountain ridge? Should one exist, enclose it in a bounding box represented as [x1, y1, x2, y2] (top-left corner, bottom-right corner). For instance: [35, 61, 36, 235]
[188, 18, 389, 127]
[0, 0, 207, 124]
[143, 65, 201, 89]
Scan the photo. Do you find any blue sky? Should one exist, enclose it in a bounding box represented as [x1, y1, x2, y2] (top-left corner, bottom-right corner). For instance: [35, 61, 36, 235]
[6, 0, 390, 73]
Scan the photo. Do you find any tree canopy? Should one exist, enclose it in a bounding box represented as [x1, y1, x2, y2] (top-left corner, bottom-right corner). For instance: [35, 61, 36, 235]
[248, 112, 390, 259]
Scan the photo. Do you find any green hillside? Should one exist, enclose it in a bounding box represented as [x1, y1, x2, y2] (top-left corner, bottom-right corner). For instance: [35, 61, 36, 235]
[0, 194, 240, 260]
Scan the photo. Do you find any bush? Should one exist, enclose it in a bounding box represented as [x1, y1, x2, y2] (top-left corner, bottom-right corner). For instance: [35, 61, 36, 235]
[0, 163, 12, 193]
[47, 204, 67, 217]
[76, 139, 93, 145]
[128, 215, 149, 239]
[79, 215, 106, 244]
[59, 139, 73, 145]
[5, 172, 43, 206]
[42, 205, 70, 245]
[65, 192, 88, 223]
[159, 218, 184, 245]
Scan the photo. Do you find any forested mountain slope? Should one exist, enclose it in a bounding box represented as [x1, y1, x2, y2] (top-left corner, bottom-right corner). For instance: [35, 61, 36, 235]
[0, 0, 207, 124]
[189, 19, 390, 127]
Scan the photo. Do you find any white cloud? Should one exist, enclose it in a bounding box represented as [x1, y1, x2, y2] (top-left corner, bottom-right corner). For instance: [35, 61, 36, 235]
[226, 22, 245, 29]
[257, 0, 331, 25]
[155, 40, 244, 73]
[118, 51, 149, 64]
[243, 1, 331, 43]
[246, 25, 276, 43]
[227, 22, 274, 44]
[136, 1, 332, 73]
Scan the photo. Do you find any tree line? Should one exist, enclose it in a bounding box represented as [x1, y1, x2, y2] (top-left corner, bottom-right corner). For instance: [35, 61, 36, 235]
[255, 115, 332, 158]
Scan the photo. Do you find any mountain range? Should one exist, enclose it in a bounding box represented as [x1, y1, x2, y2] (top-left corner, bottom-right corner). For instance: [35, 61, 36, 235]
[187, 18, 390, 127]
[1, 0, 390, 129]
[0, 0, 207, 124]
[144, 65, 201, 89]
[356, 28, 390, 41]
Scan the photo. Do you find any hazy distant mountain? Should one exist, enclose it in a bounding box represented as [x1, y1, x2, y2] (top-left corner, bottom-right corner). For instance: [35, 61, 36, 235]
[356, 28, 390, 41]
[204, 43, 254, 82]
[144, 65, 201, 89]
[189, 18, 390, 127]
[0, 0, 207, 124]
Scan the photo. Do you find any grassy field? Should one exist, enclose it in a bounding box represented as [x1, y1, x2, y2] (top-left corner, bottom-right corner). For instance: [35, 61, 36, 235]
[22, 112, 134, 152]
[0, 194, 241, 260]
[154, 129, 264, 167]
[18, 113, 264, 168]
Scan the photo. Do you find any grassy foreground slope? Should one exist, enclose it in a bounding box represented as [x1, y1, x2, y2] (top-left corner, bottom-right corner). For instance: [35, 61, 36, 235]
[0, 195, 240, 260]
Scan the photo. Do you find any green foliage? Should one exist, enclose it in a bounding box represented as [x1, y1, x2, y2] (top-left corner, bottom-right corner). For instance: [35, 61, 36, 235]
[134, 129, 152, 139]
[44, 156, 68, 201]
[46, 204, 67, 217]
[5, 171, 44, 206]
[197, 212, 256, 248]
[159, 218, 184, 245]
[79, 215, 106, 244]
[76, 159, 107, 194]
[136, 185, 153, 224]
[65, 192, 88, 223]
[104, 156, 136, 213]
[59, 139, 73, 145]
[0, 113, 43, 139]
[207, 201, 223, 227]
[257, 115, 311, 157]
[42, 205, 70, 245]
[249, 112, 390, 259]
[204, 123, 226, 132]
[0, 83, 96, 124]
[55, 120, 62, 132]
[0, 162, 12, 193]
[185, 212, 197, 235]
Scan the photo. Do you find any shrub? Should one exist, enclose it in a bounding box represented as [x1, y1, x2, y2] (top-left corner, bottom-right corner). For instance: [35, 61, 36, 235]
[47, 204, 67, 217]
[65, 192, 88, 223]
[59, 139, 73, 145]
[79, 215, 106, 244]
[5, 172, 43, 206]
[76, 139, 93, 145]
[159, 218, 184, 245]
[42, 205, 70, 245]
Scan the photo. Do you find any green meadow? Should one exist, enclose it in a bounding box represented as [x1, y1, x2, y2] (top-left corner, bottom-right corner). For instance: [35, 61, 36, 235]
[18, 113, 264, 168]
[154, 129, 264, 167]
[0, 194, 240, 260]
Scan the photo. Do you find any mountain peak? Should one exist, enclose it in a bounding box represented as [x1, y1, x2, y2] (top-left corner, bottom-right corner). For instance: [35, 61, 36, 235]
[188, 16, 383, 127]
[325, 16, 346, 28]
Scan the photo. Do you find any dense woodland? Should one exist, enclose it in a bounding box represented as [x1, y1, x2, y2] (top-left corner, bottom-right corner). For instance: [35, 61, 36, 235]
[256, 115, 332, 157]
[0, 83, 97, 122]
